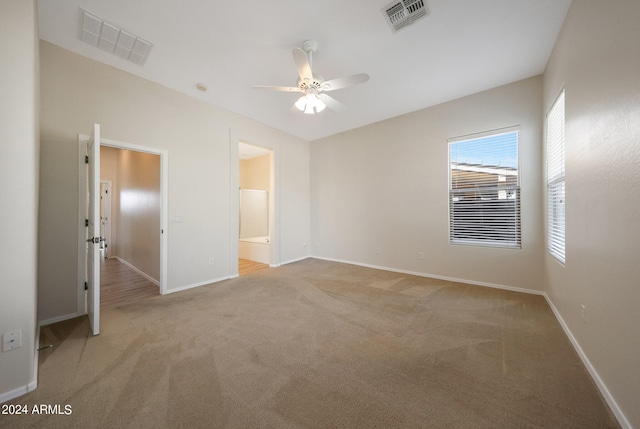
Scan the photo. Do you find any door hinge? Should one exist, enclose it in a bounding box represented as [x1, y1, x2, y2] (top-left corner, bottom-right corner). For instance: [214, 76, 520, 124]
[85, 219, 89, 227]
[85, 155, 89, 164]
[84, 282, 88, 291]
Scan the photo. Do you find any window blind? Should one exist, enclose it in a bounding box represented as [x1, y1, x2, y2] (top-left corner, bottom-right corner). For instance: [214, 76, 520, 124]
[546, 90, 566, 263]
[449, 129, 520, 248]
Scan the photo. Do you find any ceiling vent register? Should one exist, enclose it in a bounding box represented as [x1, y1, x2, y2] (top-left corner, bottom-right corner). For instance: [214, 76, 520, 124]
[79, 9, 153, 66]
[382, 0, 429, 33]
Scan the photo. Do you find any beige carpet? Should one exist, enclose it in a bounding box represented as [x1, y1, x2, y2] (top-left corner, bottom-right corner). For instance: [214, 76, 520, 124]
[2, 259, 619, 428]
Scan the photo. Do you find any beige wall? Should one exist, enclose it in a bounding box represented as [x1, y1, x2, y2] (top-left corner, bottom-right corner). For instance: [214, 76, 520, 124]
[240, 154, 270, 191]
[101, 146, 160, 278]
[38, 141, 78, 322]
[116, 150, 161, 281]
[543, 1, 640, 427]
[311, 76, 544, 292]
[0, 0, 39, 401]
[39, 41, 310, 310]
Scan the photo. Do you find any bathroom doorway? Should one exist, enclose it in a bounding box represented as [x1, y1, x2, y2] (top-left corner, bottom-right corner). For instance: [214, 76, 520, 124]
[238, 142, 272, 275]
[229, 130, 280, 277]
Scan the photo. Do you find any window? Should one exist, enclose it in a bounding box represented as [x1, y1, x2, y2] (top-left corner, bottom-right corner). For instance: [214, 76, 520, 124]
[449, 129, 520, 248]
[546, 90, 565, 263]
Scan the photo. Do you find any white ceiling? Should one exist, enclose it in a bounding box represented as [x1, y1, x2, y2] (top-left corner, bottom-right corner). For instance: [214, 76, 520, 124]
[239, 141, 270, 160]
[37, 0, 572, 142]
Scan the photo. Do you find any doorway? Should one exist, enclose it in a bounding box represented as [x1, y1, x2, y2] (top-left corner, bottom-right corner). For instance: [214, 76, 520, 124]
[78, 135, 168, 326]
[238, 142, 271, 275]
[229, 130, 280, 276]
[100, 146, 161, 306]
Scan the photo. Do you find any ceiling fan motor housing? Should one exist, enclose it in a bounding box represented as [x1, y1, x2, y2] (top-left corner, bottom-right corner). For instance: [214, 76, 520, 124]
[297, 74, 325, 93]
[302, 40, 318, 54]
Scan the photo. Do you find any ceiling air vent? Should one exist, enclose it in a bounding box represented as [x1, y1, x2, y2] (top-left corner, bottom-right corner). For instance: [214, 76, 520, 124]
[382, 0, 429, 33]
[79, 9, 153, 66]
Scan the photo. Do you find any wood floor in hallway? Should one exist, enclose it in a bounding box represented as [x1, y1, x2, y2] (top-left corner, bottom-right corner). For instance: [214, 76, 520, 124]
[101, 257, 159, 307]
[238, 258, 269, 275]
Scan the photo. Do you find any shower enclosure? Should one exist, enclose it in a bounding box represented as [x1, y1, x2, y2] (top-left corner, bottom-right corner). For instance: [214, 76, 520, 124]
[239, 188, 270, 264]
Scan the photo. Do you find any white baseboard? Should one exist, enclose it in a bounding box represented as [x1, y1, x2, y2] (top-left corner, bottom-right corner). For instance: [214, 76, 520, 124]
[33, 325, 39, 390]
[311, 256, 544, 296]
[162, 260, 312, 292]
[279, 256, 310, 266]
[0, 329, 39, 404]
[543, 295, 631, 429]
[114, 257, 159, 286]
[39, 311, 85, 327]
[164, 275, 236, 295]
[0, 382, 35, 405]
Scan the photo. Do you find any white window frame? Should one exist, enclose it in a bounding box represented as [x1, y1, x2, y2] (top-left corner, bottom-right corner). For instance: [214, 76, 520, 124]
[546, 90, 566, 263]
[448, 127, 521, 249]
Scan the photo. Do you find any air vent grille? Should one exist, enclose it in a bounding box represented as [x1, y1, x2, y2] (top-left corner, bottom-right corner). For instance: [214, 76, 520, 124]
[79, 9, 153, 66]
[382, 0, 429, 33]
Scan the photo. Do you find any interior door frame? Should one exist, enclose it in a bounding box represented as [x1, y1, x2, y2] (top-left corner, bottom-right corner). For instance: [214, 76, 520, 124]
[78, 135, 169, 306]
[229, 129, 280, 275]
[86, 124, 100, 335]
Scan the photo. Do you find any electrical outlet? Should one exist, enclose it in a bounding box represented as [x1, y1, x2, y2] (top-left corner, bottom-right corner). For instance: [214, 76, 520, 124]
[418, 251, 424, 260]
[375, 248, 382, 255]
[3, 330, 22, 352]
[580, 304, 587, 323]
[208, 257, 215, 266]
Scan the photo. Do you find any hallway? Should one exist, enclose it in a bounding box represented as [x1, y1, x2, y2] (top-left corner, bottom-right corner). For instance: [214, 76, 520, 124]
[238, 258, 269, 275]
[100, 257, 159, 307]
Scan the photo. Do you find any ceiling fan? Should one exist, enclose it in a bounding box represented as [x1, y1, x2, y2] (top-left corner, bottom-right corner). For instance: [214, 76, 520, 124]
[252, 40, 370, 114]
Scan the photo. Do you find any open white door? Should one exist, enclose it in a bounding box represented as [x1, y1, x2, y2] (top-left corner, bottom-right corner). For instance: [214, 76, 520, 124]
[86, 124, 100, 335]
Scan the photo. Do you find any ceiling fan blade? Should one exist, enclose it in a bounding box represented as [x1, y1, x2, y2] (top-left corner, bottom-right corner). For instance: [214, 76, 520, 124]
[251, 85, 301, 92]
[319, 94, 346, 112]
[322, 73, 370, 92]
[292, 48, 313, 82]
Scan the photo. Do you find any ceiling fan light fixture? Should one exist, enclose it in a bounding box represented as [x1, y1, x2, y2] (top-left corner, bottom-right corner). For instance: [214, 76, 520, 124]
[312, 94, 327, 113]
[295, 95, 307, 111]
[304, 102, 315, 114]
[296, 93, 326, 114]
